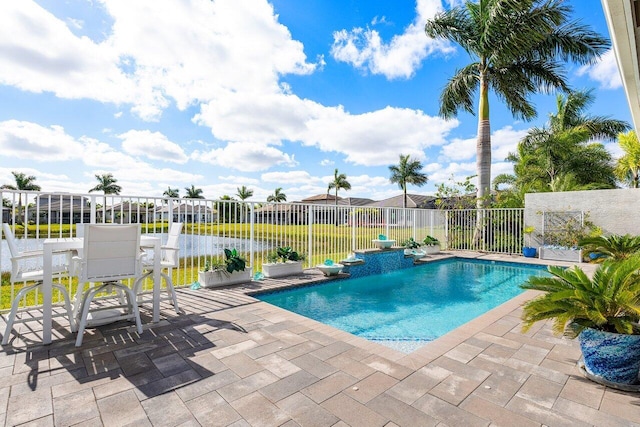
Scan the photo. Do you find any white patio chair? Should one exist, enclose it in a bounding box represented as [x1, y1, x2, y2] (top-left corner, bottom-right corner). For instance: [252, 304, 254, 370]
[1, 223, 75, 345]
[72, 224, 144, 347]
[133, 222, 182, 313]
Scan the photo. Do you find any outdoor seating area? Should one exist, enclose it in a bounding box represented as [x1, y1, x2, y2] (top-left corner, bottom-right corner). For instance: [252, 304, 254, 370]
[1, 223, 181, 347]
[0, 253, 637, 426]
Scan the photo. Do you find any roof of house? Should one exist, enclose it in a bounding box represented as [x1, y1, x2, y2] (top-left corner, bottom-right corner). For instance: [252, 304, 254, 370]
[300, 194, 340, 202]
[338, 197, 375, 206]
[365, 194, 436, 208]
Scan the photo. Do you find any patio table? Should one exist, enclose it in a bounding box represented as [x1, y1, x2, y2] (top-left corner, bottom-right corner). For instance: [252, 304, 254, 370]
[41, 235, 161, 345]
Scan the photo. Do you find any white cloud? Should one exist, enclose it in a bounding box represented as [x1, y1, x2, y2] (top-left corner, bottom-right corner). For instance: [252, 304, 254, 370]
[320, 159, 334, 166]
[192, 142, 297, 172]
[196, 93, 458, 168]
[0, 0, 319, 121]
[577, 49, 622, 90]
[440, 126, 527, 163]
[0, 120, 85, 161]
[330, 0, 454, 79]
[218, 175, 260, 185]
[118, 130, 188, 163]
[261, 171, 319, 183]
[0, 2, 138, 105]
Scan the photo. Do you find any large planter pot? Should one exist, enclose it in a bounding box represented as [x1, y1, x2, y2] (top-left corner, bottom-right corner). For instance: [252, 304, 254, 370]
[424, 244, 440, 255]
[539, 247, 582, 262]
[262, 261, 303, 278]
[579, 328, 640, 385]
[522, 247, 537, 258]
[199, 267, 253, 288]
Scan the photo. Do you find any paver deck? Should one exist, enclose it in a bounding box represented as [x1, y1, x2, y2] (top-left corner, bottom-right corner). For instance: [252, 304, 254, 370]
[1, 252, 638, 426]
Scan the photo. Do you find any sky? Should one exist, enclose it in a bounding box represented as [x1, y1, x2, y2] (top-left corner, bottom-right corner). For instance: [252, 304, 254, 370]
[0, 0, 630, 202]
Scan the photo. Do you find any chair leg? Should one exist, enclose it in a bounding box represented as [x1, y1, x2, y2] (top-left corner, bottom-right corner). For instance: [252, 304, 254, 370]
[75, 286, 101, 347]
[120, 286, 143, 335]
[2, 283, 40, 345]
[161, 272, 180, 313]
[133, 271, 152, 305]
[52, 284, 76, 333]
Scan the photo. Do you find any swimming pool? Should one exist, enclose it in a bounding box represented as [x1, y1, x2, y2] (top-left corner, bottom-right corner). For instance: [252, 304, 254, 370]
[256, 258, 548, 353]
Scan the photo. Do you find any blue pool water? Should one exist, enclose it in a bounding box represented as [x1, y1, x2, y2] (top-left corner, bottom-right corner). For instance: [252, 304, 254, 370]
[257, 258, 548, 353]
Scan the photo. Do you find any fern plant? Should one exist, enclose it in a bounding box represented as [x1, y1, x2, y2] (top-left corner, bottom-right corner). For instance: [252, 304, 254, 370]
[521, 256, 640, 338]
[578, 234, 640, 262]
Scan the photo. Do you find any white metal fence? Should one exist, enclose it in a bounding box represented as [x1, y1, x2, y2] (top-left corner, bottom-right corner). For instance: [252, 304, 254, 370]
[1, 189, 524, 311]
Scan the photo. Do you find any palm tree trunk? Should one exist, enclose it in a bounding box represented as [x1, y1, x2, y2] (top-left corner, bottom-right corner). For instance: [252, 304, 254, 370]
[476, 72, 491, 208]
[403, 184, 407, 209]
[474, 70, 491, 250]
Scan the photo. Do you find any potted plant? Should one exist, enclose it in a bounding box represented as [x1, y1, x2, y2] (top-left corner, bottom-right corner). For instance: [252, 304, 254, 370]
[199, 248, 252, 288]
[402, 237, 421, 255]
[262, 246, 305, 278]
[422, 235, 440, 255]
[521, 257, 640, 386]
[522, 226, 537, 258]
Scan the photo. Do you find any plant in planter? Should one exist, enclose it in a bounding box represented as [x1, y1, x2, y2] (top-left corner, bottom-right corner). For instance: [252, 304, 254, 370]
[522, 226, 537, 258]
[402, 237, 421, 254]
[422, 235, 440, 255]
[199, 249, 252, 288]
[521, 257, 640, 386]
[262, 246, 305, 278]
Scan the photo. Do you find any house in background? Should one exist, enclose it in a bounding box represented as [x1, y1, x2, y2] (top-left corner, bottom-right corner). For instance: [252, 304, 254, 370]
[35, 194, 91, 224]
[154, 203, 216, 223]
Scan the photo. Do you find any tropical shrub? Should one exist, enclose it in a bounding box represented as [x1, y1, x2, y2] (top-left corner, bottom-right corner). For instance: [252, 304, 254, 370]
[578, 234, 640, 262]
[521, 257, 640, 337]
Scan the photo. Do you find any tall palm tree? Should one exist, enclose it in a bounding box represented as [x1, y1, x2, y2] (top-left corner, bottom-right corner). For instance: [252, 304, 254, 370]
[327, 169, 351, 226]
[267, 187, 286, 203]
[235, 186, 254, 224]
[388, 154, 428, 208]
[183, 185, 204, 199]
[163, 187, 179, 198]
[1, 171, 41, 224]
[425, 0, 609, 208]
[89, 173, 122, 195]
[615, 131, 640, 188]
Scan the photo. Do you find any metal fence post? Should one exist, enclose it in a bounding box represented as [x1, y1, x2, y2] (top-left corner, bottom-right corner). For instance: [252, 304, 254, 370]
[308, 205, 314, 268]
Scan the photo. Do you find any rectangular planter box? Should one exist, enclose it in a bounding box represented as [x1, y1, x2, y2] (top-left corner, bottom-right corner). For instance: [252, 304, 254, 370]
[424, 244, 440, 255]
[199, 267, 253, 288]
[539, 247, 582, 263]
[262, 261, 303, 278]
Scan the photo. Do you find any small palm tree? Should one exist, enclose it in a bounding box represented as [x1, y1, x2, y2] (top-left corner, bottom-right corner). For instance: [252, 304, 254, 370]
[1, 171, 41, 224]
[615, 131, 640, 188]
[328, 169, 351, 226]
[425, 0, 609, 207]
[578, 234, 640, 262]
[163, 187, 179, 198]
[235, 186, 254, 224]
[267, 188, 286, 203]
[89, 173, 122, 195]
[521, 257, 640, 337]
[183, 185, 204, 199]
[388, 154, 428, 208]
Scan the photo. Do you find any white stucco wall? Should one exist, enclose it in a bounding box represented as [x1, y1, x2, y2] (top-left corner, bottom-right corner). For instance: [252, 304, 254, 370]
[524, 188, 640, 246]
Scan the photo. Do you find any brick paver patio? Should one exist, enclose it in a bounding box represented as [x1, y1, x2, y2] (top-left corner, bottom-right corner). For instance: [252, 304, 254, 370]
[1, 253, 639, 426]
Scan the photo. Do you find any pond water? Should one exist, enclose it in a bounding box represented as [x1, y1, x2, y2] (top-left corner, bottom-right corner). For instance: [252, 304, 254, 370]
[0, 233, 271, 271]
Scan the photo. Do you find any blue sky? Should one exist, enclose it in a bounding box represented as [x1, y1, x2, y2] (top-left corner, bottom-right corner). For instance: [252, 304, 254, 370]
[0, 0, 629, 202]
